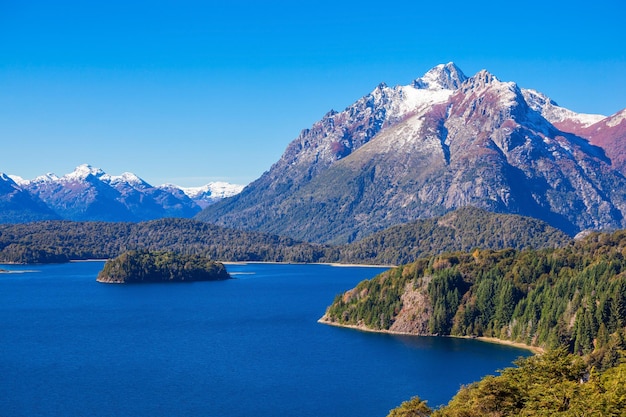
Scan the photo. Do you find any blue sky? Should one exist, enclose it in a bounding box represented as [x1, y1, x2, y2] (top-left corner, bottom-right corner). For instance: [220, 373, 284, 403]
[1, 0, 624, 186]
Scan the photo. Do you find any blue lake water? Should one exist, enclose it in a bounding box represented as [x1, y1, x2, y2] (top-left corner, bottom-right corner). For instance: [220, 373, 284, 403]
[0, 262, 529, 416]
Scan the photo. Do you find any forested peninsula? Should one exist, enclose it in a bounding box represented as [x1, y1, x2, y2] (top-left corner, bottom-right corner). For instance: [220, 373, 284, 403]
[321, 230, 626, 415]
[96, 250, 230, 283]
[322, 230, 626, 355]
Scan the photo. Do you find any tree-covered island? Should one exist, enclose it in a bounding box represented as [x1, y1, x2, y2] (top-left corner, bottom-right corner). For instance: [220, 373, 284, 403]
[96, 250, 230, 283]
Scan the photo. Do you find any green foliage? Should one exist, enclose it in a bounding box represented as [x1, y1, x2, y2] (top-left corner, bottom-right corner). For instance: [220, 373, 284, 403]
[426, 348, 626, 417]
[339, 207, 570, 265]
[0, 207, 569, 266]
[0, 219, 337, 264]
[388, 349, 626, 416]
[387, 396, 432, 417]
[325, 230, 626, 355]
[325, 265, 414, 329]
[427, 267, 466, 334]
[0, 243, 69, 263]
[96, 250, 230, 283]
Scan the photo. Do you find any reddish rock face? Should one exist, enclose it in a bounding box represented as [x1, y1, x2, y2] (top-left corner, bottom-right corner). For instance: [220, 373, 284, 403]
[556, 110, 626, 175]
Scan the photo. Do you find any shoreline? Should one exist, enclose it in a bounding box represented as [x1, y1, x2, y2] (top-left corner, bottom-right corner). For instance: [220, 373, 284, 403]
[223, 261, 394, 268]
[2, 259, 393, 268]
[318, 317, 543, 354]
[464, 336, 544, 354]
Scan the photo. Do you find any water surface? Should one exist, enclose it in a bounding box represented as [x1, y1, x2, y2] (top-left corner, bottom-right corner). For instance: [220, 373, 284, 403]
[0, 262, 529, 416]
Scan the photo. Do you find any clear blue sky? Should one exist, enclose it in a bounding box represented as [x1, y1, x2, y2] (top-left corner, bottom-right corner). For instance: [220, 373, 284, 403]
[1, 0, 624, 186]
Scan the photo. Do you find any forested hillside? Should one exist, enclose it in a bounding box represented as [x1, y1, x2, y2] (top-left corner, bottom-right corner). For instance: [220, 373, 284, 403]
[0, 208, 570, 265]
[0, 219, 334, 264]
[339, 207, 570, 265]
[323, 230, 626, 357]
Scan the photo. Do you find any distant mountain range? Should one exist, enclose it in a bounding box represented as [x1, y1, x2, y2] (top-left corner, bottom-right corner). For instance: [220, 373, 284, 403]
[0, 164, 243, 222]
[4, 63, 625, 243]
[197, 63, 626, 244]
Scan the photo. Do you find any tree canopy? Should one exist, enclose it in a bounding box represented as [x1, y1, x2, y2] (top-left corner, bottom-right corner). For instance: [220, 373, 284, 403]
[325, 230, 626, 356]
[387, 348, 626, 416]
[0, 208, 570, 265]
[96, 250, 230, 283]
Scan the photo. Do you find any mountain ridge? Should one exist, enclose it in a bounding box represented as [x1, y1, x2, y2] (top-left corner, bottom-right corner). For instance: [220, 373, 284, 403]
[1, 164, 244, 222]
[0, 207, 571, 265]
[197, 63, 626, 243]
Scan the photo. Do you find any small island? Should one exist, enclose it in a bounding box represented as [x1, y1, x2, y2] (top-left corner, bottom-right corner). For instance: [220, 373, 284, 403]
[96, 250, 230, 283]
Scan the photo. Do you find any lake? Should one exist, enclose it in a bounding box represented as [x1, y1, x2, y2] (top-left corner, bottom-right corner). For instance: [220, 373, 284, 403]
[0, 261, 529, 416]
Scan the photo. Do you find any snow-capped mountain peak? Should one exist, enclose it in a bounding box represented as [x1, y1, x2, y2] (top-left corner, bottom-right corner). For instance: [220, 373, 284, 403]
[461, 69, 506, 92]
[63, 164, 106, 182]
[177, 184, 212, 199]
[522, 88, 606, 129]
[606, 109, 626, 128]
[2, 164, 245, 222]
[7, 174, 30, 186]
[158, 182, 245, 209]
[102, 172, 149, 188]
[413, 62, 468, 91]
[197, 62, 626, 243]
[31, 173, 60, 184]
[0, 172, 16, 184]
[0, 173, 23, 194]
[179, 182, 245, 199]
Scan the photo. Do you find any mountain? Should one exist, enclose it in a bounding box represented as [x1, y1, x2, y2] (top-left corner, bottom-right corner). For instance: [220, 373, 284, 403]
[561, 109, 626, 175]
[197, 63, 626, 243]
[0, 173, 60, 222]
[169, 182, 245, 209]
[3, 165, 244, 223]
[18, 164, 197, 221]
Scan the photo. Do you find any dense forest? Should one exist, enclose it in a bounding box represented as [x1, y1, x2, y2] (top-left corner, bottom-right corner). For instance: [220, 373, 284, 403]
[96, 250, 230, 283]
[324, 231, 626, 415]
[0, 218, 335, 264]
[323, 230, 626, 356]
[339, 207, 570, 265]
[0, 208, 569, 265]
[387, 348, 626, 416]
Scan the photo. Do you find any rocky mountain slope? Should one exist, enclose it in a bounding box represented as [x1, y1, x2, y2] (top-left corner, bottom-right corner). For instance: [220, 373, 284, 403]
[3, 164, 243, 222]
[197, 63, 626, 244]
[564, 109, 626, 175]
